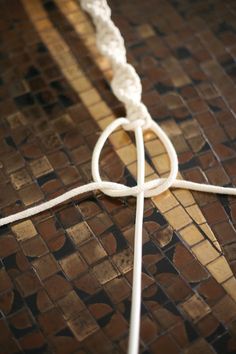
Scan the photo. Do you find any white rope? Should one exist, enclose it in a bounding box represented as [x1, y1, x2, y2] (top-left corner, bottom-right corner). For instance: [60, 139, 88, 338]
[0, 1, 235, 354]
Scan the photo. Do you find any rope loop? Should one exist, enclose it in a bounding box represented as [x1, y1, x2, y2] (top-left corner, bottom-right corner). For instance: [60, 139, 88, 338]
[91, 117, 179, 198]
[1, 1, 236, 354]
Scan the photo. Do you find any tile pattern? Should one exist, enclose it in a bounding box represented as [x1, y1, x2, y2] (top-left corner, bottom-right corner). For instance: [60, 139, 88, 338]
[0, 0, 236, 353]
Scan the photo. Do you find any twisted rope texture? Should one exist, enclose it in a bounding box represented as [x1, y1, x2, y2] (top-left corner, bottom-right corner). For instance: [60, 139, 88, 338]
[0, 1, 236, 354]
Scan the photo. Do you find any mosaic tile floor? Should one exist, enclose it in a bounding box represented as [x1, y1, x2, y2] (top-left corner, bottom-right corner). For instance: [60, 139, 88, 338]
[0, 0, 236, 353]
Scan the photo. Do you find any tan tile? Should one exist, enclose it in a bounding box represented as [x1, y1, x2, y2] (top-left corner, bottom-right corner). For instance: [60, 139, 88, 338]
[68, 309, 99, 341]
[63, 1, 79, 13]
[109, 130, 132, 149]
[98, 115, 115, 130]
[72, 76, 92, 93]
[87, 101, 112, 121]
[92, 260, 119, 284]
[186, 205, 206, 224]
[67, 222, 93, 246]
[80, 88, 101, 106]
[58, 290, 85, 320]
[192, 240, 219, 265]
[171, 70, 191, 87]
[80, 239, 107, 265]
[200, 223, 218, 243]
[94, 55, 110, 71]
[207, 256, 233, 283]
[153, 190, 179, 213]
[57, 53, 76, 67]
[179, 224, 204, 246]
[75, 21, 94, 36]
[10, 169, 32, 190]
[145, 139, 166, 157]
[152, 153, 170, 175]
[35, 18, 53, 32]
[29, 156, 53, 178]
[33, 254, 59, 280]
[62, 65, 83, 80]
[143, 129, 157, 142]
[12, 220, 37, 242]
[164, 205, 192, 230]
[137, 24, 155, 39]
[59, 253, 88, 280]
[116, 145, 137, 165]
[19, 183, 44, 206]
[180, 294, 211, 322]
[222, 277, 236, 302]
[173, 189, 195, 207]
[128, 161, 154, 180]
[145, 172, 159, 182]
[7, 112, 27, 129]
[160, 120, 182, 137]
[112, 249, 133, 273]
[68, 12, 87, 25]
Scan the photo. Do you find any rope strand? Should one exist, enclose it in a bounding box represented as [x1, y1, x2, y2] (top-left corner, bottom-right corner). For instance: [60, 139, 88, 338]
[0, 2, 235, 354]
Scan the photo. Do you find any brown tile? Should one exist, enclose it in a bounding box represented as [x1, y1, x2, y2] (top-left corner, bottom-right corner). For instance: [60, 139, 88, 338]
[105, 277, 131, 304]
[213, 295, 236, 324]
[68, 309, 99, 341]
[10, 169, 32, 190]
[76, 200, 101, 219]
[59, 252, 88, 280]
[202, 202, 228, 225]
[198, 277, 226, 306]
[197, 313, 221, 338]
[0, 234, 19, 258]
[92, 260, 119, 284]
[184, 338, 215, 354]
[36, 289, 53, 313]
[57, 290, 85, 320]
[67, 221, 93, 245]
[182, 260, 209, 283]
[15, 270, 41, 297]
[73, 273, 100, 297]
[37, 217, 60, 242]
[2, 152, 25, 174]
[140, 315, 161, 344]
[58, 166, 81, 185]
[33, 254, 59, 280]
[153, 305, 182, 329]
[87, 213, 113, 235]
[44, 273, 72, 301]
[150, 333, 180, 354]
[57, 205, 82, 228]
[0, 269, 12, 293]
[11, 220, 37, 242]
[21, 236, 48, 258]
[29, 156, 53, 178]
[38, 307, 66, 336]
[112, 249, 133, 274]
[18, 183, 44, 206]
[180, 295, 211, 322]
[19, 331, 46, 354]
[103, 312, 128, 340]
[79, 239, 106, 265]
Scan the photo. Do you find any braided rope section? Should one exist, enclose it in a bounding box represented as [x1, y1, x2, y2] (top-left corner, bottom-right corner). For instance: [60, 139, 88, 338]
[80, 0, 152, 130]
[0, 2, 236, 354]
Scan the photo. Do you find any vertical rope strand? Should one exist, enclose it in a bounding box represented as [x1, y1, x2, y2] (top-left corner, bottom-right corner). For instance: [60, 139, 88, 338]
[128, 127, 145, 354]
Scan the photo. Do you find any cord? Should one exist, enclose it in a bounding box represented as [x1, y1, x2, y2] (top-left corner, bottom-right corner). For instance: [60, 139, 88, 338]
[0, 2, 235, 354]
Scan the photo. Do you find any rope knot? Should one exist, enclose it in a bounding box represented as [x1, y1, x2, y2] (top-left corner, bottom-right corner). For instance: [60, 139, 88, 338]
[125, 103, 153, 131]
